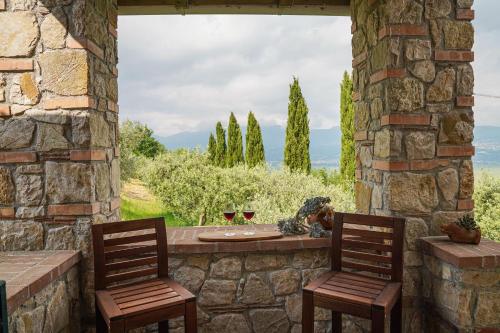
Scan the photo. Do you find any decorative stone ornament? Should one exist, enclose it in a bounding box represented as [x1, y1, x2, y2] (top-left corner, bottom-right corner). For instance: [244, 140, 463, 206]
[440, 215, 481, 244]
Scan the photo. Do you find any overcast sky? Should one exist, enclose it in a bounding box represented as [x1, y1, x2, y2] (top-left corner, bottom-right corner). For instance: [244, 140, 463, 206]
[118, 1, 500, 137]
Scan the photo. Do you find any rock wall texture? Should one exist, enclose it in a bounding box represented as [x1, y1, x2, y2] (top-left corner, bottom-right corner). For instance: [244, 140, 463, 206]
[8, 266, 81, 333]
[0, 0, 119, 324]
[146, 249, 371, 333]
[351, 0, 475, 330]
[422, 255, 500, 332]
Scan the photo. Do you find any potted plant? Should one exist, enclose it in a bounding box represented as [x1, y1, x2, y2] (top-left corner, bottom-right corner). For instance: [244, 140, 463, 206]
[440, 214, 481, 245]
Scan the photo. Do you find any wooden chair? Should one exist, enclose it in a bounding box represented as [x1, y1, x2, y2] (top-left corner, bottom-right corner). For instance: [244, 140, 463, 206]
[92, 218, 197, 333]
[0, 280, 7, 333]
[302, 212, 406, 333]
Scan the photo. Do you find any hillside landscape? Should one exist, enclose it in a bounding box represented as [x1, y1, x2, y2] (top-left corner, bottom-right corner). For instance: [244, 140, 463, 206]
[158, 125, 500, 170]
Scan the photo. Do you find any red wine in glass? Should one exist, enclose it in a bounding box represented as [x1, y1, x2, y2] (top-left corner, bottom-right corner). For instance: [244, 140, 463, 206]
[223, 211, 236, 222]
[243, 210, 255, 220]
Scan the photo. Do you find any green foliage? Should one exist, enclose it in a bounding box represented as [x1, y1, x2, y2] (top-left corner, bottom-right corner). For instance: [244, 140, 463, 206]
[207, 133, 217, 165]
[215, 122, 227, 167]
[339, 71, 355, 184]
[144, 150, 355, 226]
[284, 77, 311, 174]
[245, 111, 265, 168]
[455, 214, 477, 231]
[120, 120, 164, 159]
[119, 120, 164, 182]
[226, 112, 244, 167]
[120, 181, 191, 226]
[474, 172, 500, 241]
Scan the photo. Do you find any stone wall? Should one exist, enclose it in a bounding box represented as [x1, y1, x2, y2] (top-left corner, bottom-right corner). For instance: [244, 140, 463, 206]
[422, 254, 500, 332]
[0, 0, 119, 324]
[161, 249, 369, 333]
[351, 0, 475, 330]
[8, 266, 81, 333]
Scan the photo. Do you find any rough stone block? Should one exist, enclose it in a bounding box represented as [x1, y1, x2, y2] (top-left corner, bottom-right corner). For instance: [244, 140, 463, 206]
[0, 166, 14, 205]
[240, 274, 274, 305]
[374, 128, 402, 158]
[439, 112, 474, 144]
[0, 118, 36, 150]
[269, 269, 301, 296]
[427, 68, 455, 103]
[405, 131, 436, 160]
[210, 257, 242, 280]
[387, 78, 424, 112]
[249, 309, 290, 333]
[0, 221, 43, 250]
[40, 50, 89, 96]
[0, 12, 39, 57]
[198, 280, 237, 306]
[41, 7, 67, 49]
[385, 172, 438, 214]
[245, 254, 287, 271]
[15, 174, 43, 206]
[443, 20, 474, 50]
[174, 266, 205, 293]
[45, 161, 94, 204]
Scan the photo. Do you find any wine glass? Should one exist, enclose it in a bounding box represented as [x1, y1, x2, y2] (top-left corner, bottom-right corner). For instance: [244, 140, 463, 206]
[223, 203, 236, 223]
[243, 203, 255, 223]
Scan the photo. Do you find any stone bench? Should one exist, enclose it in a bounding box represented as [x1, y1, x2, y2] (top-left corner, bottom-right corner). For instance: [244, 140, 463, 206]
[421, 236, 500, 332]
[1, 251, 81, 332]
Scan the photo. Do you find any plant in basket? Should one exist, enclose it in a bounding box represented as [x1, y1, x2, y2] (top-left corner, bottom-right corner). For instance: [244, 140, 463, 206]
[440, 214, 481, 245]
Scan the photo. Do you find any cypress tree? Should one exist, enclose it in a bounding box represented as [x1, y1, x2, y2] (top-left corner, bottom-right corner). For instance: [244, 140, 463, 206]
[245, 111, 265, 167]
[284, 77, 311, 173]
[226, 112, 244, 167]
[339, 71, 355, 183]
[215, 122, 227, 167]
[207, 133, 216, 165]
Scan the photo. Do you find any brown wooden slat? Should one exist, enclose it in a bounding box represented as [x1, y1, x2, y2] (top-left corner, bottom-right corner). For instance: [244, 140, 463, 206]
[112, 283, 169, 300]
[335, 272, 387, 285]
[343, 228, 393, 240]
[104, 233, 157, 247]
[318, 283, 378, 299]
[342, 214, 394, 228]
[96, 291, 123, 321]
[106, 256, 158, 273]
[115, 287, 175, 304]
[120, 293, 181, 311]
[342, 260, 392, 276]
[328, 276, 385, 291]
[100, 218, 160, 234]
[109, 279, 164, 295]
[121, 296, 184, 316]
[315, 287, 374, 305]
[342, 250, 392, 264]
[342, 239, 392, 252]
[105, 245, 158, 260]
[303, 271, 336, 292]
[325, 279, 382, 295]
[124, 303, 185, 331]
[106, 267, 158, 284]
[373, 282, 402, 310]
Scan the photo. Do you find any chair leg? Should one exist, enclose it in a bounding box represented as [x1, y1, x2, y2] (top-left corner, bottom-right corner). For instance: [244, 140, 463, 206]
[371, 306, 385, 333]
[302, 291, 314, 333]
[95, 303, 108, 333]
[184, 300, 197, 333]
[332, 311, 342, 333]
[390, 295, 402, 333]
[159, 320, 169, 333]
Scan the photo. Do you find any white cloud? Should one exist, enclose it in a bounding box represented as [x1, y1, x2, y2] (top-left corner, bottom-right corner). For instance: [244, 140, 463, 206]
[118, 3, 500, 136]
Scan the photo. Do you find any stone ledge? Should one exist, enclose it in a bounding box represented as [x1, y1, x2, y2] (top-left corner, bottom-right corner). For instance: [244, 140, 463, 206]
[114, 224, 330, 254]
[167, 225, 330, 254]
[1, 251, 80, 313]
[421, 236, 500, 269]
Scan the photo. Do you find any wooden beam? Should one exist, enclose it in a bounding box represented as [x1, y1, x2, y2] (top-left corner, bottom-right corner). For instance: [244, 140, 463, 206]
[118, 0, 350, 16]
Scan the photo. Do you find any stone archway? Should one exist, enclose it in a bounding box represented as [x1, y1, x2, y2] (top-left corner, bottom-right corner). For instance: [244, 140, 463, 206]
[0, 0, 475, 331]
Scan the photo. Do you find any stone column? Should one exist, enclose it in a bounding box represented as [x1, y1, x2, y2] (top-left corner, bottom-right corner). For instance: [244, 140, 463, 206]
[351, 0, 475, 331]
[0, 0, 119, 326]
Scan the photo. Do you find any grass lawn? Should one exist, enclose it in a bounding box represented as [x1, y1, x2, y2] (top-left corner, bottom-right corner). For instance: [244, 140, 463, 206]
[120, 179, 193, 227]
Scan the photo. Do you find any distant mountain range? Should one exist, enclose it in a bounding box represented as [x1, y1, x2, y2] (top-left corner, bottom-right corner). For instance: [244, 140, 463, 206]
[157, 125, 500, 169]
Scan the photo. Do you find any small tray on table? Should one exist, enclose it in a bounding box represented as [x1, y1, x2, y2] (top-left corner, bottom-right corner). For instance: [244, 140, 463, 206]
[198, 230, 283, 242]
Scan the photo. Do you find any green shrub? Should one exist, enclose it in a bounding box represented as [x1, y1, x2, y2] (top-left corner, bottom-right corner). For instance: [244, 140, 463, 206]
[474, 172, 500, 241]
[145, 150, 355, 225]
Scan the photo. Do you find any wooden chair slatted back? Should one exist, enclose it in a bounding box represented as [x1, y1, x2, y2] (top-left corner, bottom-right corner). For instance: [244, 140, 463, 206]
[0, 280, 7, 333]
[92, 218, 168, 290]
[332, 213, 405, 282]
